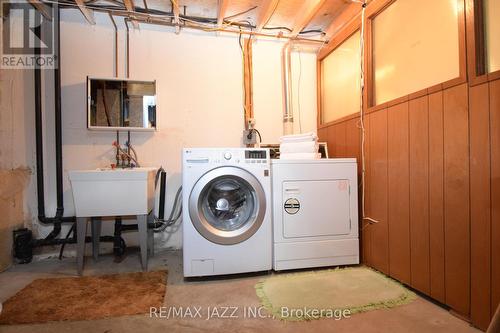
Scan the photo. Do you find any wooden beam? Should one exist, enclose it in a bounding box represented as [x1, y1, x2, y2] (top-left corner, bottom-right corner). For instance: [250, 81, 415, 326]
[171, 0, 180, 33]
[290, 0, 327, 37]
[75, 0, 95, 25]
[217, 0, 230, 27]
[123, 0, 139, 28]
[243, 38, 254, 129]
[27, 0, 52, 21]
[123, 0, 134, 11]
[255, 0, 279, 32]
[324, 2, 362, 40]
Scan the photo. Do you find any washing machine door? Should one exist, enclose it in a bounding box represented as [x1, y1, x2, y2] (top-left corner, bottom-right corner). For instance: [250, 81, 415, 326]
[189, 166, 266, 245]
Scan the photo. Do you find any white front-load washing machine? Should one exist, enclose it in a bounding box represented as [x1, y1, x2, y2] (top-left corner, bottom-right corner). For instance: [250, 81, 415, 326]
[182, 148, 272, 277]
[271, 158, 359, 271]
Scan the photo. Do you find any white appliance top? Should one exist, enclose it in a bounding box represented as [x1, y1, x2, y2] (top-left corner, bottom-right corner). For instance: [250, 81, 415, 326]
[183, 148, 270, 167]
[271, 158, 357, 165]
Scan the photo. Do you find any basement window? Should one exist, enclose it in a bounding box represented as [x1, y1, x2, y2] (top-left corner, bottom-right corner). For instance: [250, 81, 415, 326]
[320, 30, 361, 124]
[372, 0, 460, 105]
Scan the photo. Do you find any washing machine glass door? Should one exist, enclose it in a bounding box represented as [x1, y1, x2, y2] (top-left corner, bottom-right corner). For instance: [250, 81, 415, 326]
[189, 166, 266, 245]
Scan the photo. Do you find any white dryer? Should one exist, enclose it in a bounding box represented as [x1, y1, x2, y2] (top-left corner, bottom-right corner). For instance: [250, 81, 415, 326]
[182, 148, 272, 277]
[271, 158, 359, 271]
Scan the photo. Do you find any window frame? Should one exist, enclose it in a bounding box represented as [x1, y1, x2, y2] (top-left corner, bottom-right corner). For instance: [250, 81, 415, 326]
[365, 0, 467, 110]
[317, 18, 361, 129]
[466, 0, 500, 86]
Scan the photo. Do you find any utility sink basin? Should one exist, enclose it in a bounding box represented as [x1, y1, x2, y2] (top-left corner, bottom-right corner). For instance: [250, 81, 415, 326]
[69, 167, 157, 217]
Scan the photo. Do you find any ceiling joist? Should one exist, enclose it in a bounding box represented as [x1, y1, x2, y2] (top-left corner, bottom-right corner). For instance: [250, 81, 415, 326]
[290, 0, 327, 37]
[123, 0, 139, 28]
[75, 0, 95, 25]
[255, 0, 279, 32]
[324, 2, 362, 39]
[27, 0, 52, 21]
[217, 0, 230, 27]
[22, 0, 352, 42]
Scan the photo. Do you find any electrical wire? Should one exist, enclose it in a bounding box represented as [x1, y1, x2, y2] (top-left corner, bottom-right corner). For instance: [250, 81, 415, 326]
[300, 29, 325, 34]
[42, 0, 325, 41]
[254, 129, 262, 142]
[247, 128, 262, 143]
[261, 0, 280, 30]
[263, 26, 292, 32]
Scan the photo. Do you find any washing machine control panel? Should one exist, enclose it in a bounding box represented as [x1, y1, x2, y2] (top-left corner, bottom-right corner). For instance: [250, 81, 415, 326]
[184, 148, 269, 166]
[243, 149, 268, 164]
[245, 150, 267, 159]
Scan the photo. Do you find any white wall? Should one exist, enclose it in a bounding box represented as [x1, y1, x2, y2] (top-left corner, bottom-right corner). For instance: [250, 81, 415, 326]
[8, 9, 318, 252]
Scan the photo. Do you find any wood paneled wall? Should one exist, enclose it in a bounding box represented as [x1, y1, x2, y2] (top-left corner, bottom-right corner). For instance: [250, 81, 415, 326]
[318, 80, 500, 330]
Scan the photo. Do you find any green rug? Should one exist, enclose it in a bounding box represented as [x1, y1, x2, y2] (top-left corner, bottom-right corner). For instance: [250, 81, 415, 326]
[255, 266, 416, 321]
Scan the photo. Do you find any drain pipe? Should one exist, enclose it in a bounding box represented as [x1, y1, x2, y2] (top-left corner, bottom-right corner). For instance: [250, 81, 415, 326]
[53, 4, 64, 223]
[281, 40, 294, 135]
[35, 5, 75, 232]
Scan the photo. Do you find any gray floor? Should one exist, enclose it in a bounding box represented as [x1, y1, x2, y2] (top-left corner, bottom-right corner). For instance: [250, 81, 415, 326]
[0, 249, 481, 333]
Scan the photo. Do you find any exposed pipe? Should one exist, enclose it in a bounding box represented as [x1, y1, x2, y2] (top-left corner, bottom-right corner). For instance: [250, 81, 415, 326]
[124, 18, 130, 78]
[19, 5, 135, 261]
[108, 13, 118, 77]
[54, 5, 63, 219]
[41, 0, 325, 43]
[34, 23, 45, 221]
[35, 5, 75, 230]
[281, 41, 294, 135]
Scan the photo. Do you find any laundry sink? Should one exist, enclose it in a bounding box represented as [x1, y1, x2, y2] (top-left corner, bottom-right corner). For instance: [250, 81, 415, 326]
[69, 167, 157, 217]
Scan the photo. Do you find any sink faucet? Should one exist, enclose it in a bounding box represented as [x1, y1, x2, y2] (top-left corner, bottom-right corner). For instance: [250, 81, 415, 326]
[113, 131, 140, 168]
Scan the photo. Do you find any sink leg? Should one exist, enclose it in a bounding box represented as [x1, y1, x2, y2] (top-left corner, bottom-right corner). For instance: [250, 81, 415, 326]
[91, 217, 102, 261]
[137, 214, 148, 271]
[76, 217, 87, 275]
[147, 213, 154, 257]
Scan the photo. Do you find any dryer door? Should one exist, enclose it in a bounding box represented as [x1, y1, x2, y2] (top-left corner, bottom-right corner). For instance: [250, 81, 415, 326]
[189, 166, 266, 245]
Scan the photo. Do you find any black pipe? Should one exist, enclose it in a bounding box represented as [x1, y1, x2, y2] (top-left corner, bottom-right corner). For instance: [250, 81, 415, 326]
[54, 5, 63, 219]
[113, 216, 125, 257]
[32, 235, 124, 247]
[45, 5, 64, 239]
[34, 5, 75, 231]
[16, 5, 135, 261]
[158, 170, 166, 220]
[34, 22, 44, 222]
[119, 224, 138, 231]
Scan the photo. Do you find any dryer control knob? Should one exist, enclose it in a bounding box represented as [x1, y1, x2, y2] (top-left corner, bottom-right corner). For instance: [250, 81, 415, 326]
[224, 152, 232, 160]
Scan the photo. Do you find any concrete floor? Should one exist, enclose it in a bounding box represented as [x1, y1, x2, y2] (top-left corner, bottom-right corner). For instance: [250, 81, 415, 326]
[0, 249, 481, 333]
